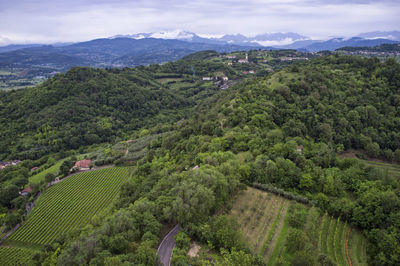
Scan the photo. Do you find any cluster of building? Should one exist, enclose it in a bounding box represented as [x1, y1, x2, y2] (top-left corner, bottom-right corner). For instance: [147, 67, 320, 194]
[280, 57, 309, 61]
[242, 70, 255, 75]
[0, 160, 22, 170]
[202, 76, 229, 81]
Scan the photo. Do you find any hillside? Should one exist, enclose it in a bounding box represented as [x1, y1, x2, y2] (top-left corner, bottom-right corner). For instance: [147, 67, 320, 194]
[1, 53, 400, 265]
[0, 49, 315, 161]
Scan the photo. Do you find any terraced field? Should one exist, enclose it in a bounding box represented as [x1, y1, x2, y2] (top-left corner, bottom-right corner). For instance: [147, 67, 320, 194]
[0, 246, 36, 265]
[229, 187, 368, 265]
[5, 167, 131, 246]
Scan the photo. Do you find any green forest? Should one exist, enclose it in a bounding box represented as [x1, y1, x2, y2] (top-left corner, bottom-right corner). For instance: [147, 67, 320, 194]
[1, 51, 400, 265]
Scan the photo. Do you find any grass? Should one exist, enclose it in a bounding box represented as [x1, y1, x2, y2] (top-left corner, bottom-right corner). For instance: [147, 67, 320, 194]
[339, 151, 400, 179]
[229, 186, 368, 265]
[156, 77, 183, 84]
[28, 159, 66, 184]
[327, 218, 337, 262]
[6, 167, 130, 246]
[348, 228, 368, 266]
[267, 210, 290, 266]
[28, 154, 89, 184]
[361, 160, 400, 178]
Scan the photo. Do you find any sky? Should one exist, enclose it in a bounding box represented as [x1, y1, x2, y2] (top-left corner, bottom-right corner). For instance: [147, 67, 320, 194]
[0, 0, 399, 45]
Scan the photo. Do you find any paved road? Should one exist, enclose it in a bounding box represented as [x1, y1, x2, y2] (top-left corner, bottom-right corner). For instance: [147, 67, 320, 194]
[157, 225, 180, 266]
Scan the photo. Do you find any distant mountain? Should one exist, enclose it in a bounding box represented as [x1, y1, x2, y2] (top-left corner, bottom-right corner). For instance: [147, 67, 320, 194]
[274, 40, 320, 50]
[357, 31, 400, 41]
[336, 43, 400, 52]
[0, 37, 265, 70]
[0, 44, 45, 53]
[301, 37, 399, 52]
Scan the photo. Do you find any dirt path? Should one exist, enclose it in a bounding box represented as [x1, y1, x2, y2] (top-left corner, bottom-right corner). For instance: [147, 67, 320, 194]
[346, 227, 352, 266]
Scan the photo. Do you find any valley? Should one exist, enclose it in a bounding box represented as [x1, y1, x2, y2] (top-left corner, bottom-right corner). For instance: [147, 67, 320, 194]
[0, 50, 400, 265]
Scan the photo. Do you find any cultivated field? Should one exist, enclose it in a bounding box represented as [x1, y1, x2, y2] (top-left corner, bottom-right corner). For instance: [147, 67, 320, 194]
[0, 246, 36, 265]
[229, 186, 368, 265]
[6, 167, 131, 246]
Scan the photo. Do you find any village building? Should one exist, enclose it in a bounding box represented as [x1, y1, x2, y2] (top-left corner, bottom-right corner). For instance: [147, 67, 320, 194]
[222, 76, 229, 81]
[297, 145, 303, 153]
[30, 166, 39, 172]
[202, 77, 212, 81]
[249, 70, 255, 74]
[73, 159, 92, 171]
[238, 53, 249, 63]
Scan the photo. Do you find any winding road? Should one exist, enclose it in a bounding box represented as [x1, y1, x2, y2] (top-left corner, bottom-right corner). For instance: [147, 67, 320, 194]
[157, 225, 180, 266]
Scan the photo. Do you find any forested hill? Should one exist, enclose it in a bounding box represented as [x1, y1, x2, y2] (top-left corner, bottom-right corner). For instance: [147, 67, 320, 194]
[0, 57, 232, 161]
[31, 54, 400, 265]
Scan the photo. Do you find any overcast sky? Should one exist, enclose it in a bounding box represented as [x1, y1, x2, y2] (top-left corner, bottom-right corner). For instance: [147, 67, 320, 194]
[0, 0, 399, 45]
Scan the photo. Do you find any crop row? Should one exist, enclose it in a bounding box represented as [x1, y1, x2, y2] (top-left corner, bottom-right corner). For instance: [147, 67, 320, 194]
[0, 247, 36, 266]
[8, 167, 130, 245]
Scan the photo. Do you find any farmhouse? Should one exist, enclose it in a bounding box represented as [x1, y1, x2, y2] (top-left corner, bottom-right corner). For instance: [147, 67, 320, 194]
[202, 77, 212, 81]
[30, 166, 39, 172]
[20, 187, 32, 196]
[73, 159, 92, 171]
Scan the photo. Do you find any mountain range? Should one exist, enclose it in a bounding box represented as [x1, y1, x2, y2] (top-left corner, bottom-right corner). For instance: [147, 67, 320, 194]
[0, 38, 260, 70]
[0, 30, 398, 74]
[110, 30, 400, 50]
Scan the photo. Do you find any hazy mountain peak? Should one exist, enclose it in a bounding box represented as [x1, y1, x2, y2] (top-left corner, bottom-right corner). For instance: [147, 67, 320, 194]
[357, 31, 400, 41]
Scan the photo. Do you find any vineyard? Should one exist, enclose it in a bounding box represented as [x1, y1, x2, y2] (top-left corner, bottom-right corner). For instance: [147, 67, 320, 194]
[229, 187, 368, 265]
[0, 247, 36, 265]
[5, 167, 131, 246]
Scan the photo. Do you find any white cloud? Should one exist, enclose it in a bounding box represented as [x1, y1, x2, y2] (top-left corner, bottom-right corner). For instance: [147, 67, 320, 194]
[0, 0, 398, 44]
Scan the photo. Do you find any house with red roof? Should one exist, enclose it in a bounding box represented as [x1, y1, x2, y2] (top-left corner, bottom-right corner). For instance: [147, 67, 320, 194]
[73, 159, 92, 171]
[20, 187, 32, 196]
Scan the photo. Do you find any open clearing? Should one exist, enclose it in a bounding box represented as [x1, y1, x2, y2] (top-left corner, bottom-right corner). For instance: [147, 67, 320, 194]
[229, 186, 368, 265]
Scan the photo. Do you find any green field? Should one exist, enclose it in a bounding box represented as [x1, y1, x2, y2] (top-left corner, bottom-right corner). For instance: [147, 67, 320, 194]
[0, 246, 37, 266]
[6, 167, 131, 246]
[229, 187, 368, 265]
[28, 159, 66, 184]
[29, 154, 89, 184]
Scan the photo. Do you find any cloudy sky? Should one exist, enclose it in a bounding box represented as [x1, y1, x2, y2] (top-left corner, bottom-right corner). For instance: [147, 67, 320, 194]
[0, 0, 399, 45]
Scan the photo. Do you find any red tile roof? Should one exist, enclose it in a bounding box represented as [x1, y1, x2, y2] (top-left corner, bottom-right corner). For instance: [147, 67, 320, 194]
[22, 187, 32, 193]
[74, 159, 91, 169]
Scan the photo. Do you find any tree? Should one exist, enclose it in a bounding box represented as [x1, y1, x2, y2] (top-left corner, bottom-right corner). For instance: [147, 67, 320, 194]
[175, 231, 190, 251]
[45, 173, 56, 183]
[5, 212, 21, 230]
[365, 142, 380, 158]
